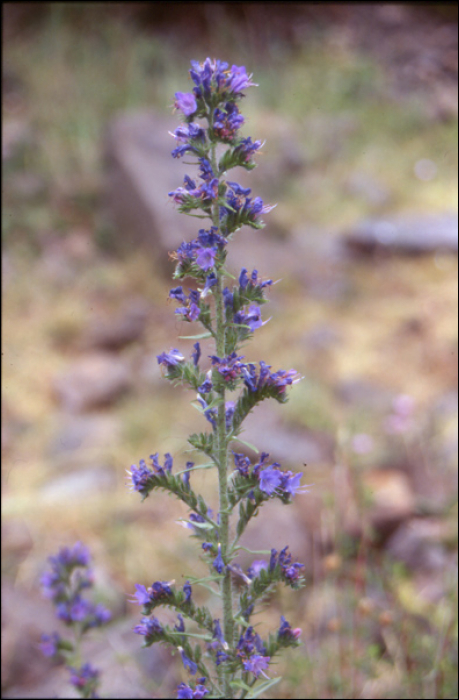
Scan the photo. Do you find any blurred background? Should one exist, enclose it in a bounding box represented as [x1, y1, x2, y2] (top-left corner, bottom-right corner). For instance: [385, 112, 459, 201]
[2, 2, 458, 698]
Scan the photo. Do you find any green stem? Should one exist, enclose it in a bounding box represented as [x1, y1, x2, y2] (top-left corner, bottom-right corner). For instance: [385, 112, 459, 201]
[209, 119, 234, 699]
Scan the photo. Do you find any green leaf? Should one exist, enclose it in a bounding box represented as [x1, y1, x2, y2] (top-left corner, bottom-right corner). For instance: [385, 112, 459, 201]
[179, 332, 213, 340]
[233, 437, 260, 453]
[230, 679, 251, 692]
[246, 677, 281, 698]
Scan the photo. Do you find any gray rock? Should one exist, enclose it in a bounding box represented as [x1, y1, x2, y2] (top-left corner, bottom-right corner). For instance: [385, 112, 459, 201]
[104, 110, 198, 264]
[343, 212, 458, 256]
[53, 353, 131, 412]
[39, 466, 116, 503]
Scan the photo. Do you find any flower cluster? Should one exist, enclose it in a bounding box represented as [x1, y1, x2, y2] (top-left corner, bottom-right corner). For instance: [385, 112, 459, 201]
[232, 450, 309, 500]
[40, 543, 111, 699]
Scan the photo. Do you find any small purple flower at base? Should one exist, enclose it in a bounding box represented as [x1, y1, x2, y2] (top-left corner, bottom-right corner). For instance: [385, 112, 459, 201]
[242, 655, 271, 679]
[177, 681, 209, 699]
[134, 616, 164, 637]
[278, 615, 302, 641]
[202, 542, 213, 552]
[174, 92, 197, 116]
[180, 647, 198, 675]
[40, 632, 62, 658]
[259, 465, 283, 495]
[177, 684, 194, 700]
[68, 663, 99, 691]
[213, 543, 225, 574]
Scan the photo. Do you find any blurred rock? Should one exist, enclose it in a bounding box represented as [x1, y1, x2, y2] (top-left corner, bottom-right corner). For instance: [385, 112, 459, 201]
[385, 518, 450, 571]
[48, 414, 120, 460]
[81, 299, 149, 352]
[53, 353, 131, 412]
[104, 110, 197, 265]
[362, 469, 416, 540]
[39, 466, 116, 503]
[343, 212, 458, 256]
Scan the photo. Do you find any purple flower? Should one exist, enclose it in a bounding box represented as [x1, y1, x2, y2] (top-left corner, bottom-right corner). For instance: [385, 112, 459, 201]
[129, 583, 151, 606]
[282, 472, 310, 497]
[180, 648, 198, 675]
[157, 348, 185, 369]
[40, 632, 61, 658]
[258, 466, 282, 495]
[227, 64, 257, 93]
[195, 246, 217, 271]
[213, 103, 244, 141]
[182, 464, 192, 490]
[198, 376, 213, 394]
[234, 136, 264, 163]
[234, 304, 265, 332]
[68, 663, 99, 690]
[151, 580, 174, 599]
[212, 619, 228, 648]
[269, 548, 278, 572]
[177, 682, 209, 699]
[174, 92, 197, 116]
[232, 451, 251, 477]
[127, 459, 153, 493]
[225, 401, 235, 430]
[202, 542, 213, 552]
[183, 580, 192, 603]
[242, 654, 270, 679]
[191, 342, 201, 366]
[134, 616, 163, 637]
[210, 352, 246, 382]
[247, 560, 268, 578]
[213, 543, 225, 574]
[177, 684, 194, 699]
[175, 614, 186, 633]
[278, 615, 302, 640]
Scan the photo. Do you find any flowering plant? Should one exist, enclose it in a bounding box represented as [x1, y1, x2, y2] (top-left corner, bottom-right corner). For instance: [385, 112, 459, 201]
[40, 542, 111, 699]
[128, 58, 307, 699]
[40, 58, 307, 700]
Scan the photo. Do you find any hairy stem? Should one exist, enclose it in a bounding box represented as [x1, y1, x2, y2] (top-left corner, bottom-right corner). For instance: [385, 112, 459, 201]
[210, 127, 234, 698]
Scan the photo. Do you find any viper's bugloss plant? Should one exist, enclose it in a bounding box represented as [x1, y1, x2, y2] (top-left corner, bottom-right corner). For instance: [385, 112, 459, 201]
[40, 58, 307, 700]
[40, 542, 111, 699]
[128, 58, 307, 699]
